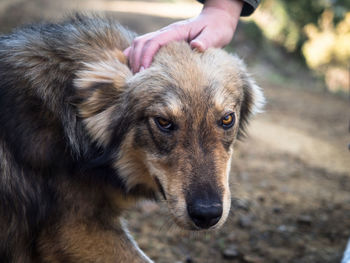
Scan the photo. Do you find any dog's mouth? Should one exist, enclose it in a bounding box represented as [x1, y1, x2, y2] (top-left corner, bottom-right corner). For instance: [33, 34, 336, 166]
[151, 175, 225, 230]
[154, 177, 166, 200]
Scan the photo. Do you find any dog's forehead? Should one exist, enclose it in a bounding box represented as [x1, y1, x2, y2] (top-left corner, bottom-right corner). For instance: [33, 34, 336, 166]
[128, 42, 245, 115]
[153, 42, 244, 111]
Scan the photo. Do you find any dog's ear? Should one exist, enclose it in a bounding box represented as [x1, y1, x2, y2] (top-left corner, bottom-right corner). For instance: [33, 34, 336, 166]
[74, 50, 132, 146]
[238, 69, 265, 139]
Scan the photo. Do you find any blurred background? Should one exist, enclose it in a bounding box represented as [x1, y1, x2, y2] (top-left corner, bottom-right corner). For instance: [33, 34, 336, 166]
[0, 0, 349, 262]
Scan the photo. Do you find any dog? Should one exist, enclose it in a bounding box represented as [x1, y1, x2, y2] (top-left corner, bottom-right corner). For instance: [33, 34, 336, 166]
[0, 14, 264, 262]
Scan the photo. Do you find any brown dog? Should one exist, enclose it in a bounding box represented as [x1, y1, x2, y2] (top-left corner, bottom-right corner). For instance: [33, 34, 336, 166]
[0, 15, 264, 262]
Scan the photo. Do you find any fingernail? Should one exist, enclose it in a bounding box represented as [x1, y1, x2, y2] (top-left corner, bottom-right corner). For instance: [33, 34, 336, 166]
[140, 66, 145, 72]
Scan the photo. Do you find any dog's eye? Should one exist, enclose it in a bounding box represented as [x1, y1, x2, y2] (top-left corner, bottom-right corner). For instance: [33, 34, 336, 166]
[155, 117, 174, 132]
[221, 113, 235, 129]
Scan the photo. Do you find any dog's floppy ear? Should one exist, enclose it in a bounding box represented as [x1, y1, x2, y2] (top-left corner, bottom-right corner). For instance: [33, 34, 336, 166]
[238, 69, 265, 138]
[74, 50, 132, 146]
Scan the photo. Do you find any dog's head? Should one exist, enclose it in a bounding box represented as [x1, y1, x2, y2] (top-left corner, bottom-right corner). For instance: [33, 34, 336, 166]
[75, 42, 264, 230]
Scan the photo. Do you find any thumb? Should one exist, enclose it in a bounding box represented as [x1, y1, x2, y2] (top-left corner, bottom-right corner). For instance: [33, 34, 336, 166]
[190, 39, 207, 52]
[123, 47, 131, 57]
[190, 30, 213, 52]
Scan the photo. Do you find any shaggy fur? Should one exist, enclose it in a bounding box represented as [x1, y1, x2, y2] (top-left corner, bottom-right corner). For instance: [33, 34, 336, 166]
[0, 15, 264, 262]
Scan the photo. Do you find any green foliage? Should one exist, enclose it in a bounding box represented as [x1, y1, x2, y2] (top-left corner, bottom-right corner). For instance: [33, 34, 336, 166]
[253, 0, 350, 92]
[256, 0, 349, 51]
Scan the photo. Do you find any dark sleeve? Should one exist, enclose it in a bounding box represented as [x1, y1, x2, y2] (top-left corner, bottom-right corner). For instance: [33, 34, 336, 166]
[197, 0, 260, 17]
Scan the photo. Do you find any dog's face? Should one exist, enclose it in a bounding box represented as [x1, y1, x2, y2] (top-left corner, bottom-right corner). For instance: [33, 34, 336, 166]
[75, 43, 264, 230]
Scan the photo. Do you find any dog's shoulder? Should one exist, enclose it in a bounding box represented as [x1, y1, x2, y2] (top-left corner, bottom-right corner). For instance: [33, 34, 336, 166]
[0, 15, 134, 169]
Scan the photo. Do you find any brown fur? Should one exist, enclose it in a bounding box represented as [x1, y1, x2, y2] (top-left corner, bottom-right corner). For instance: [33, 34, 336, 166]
[0, 15, 264, 262]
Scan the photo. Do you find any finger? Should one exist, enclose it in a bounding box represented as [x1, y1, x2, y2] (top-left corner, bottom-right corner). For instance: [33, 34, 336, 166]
[130, 39, 146, 73]
[190, 27, 216, 52]
[191, 27, 228, 52]
[190, 39, 206, 52]
[139, 30, 179, 69]
[140, 40, 160, 69]
[139, 28, 185, 69]
[123, 46, 131, 57]
[123, 47, 131, 67]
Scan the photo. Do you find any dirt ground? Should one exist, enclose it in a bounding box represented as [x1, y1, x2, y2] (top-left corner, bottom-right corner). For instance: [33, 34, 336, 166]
[1, 1, 349, 262]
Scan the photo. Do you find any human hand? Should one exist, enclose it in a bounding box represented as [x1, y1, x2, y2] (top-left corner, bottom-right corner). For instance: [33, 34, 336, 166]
[124, 0, 243, 73]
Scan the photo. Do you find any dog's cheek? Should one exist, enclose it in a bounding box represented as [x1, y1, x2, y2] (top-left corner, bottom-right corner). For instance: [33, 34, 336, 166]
[133, 120, 178, 157]
[132, 122, 157, 154]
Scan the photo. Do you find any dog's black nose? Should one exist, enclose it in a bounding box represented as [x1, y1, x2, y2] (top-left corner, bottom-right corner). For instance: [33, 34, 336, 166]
[188, 201, 223, 229]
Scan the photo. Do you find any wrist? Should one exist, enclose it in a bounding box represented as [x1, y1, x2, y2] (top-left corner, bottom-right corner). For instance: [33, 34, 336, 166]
[203, 0, 243, 17]
[202, 0, 243, 29]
